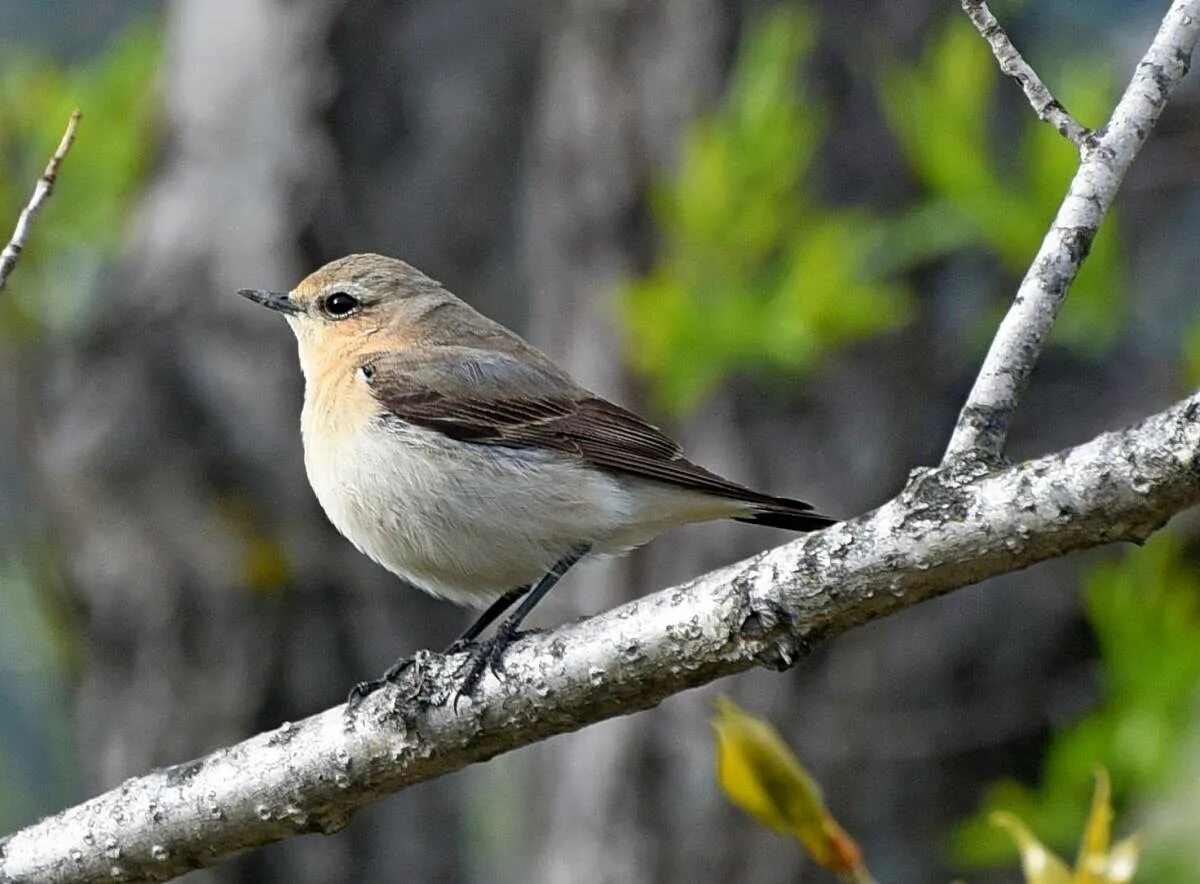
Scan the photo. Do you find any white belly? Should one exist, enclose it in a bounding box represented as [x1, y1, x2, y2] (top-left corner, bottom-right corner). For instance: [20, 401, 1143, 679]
[302, 415, 640, 605]
[302, 402, 749, 607]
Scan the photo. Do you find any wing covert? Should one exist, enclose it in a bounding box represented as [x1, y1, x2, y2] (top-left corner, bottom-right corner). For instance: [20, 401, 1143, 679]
[363, 347, 813, 509]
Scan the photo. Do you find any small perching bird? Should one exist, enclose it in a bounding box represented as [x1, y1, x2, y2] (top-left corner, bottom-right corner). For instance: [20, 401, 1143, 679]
[239, 254, 834, 700]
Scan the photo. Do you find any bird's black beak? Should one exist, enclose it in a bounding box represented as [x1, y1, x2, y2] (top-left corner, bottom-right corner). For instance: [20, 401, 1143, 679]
[238, 288, 303, 315]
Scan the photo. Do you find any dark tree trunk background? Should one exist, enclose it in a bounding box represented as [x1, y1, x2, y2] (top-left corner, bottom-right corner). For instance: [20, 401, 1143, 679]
[15, 0, 1192, 880]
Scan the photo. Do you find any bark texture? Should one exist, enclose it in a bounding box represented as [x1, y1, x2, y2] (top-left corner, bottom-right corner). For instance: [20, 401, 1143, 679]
[945, 0, 1200, 459]
[23, 0, 538, 881]
[4, 0, 1199, 882]
[3, 392, 1198, 883]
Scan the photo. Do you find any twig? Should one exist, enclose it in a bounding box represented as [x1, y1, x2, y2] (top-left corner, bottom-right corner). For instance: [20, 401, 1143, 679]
[3, 6, 1200, 882]
[944, 0, 1200, 462]
[0, 109, 83, 294]
[960, 0, 1090, 148]
[2, 391, 1199, 883]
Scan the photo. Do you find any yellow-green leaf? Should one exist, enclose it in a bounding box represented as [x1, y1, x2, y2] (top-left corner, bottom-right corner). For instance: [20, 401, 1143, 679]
[1099, 836, 1140, 884]
[989, 768, 1141, 883]
[990, 812, 1074, 884]
[1076, 768, 1114, 881]
[711, 696, 867, 877]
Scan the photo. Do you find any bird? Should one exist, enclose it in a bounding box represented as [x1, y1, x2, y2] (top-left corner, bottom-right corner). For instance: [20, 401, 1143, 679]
[238, 254, 834, 701]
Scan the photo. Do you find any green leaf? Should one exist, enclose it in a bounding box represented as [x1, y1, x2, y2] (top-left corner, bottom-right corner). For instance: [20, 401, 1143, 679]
[712, 697, 873, 880]
[0, 21, 161, 338]
[621, 5, 912, 415]
[951, 535, 1200, 872]
[876, 17, 1124, 357]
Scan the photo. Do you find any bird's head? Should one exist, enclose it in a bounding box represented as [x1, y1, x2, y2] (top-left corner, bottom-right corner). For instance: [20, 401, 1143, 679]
[239, 253, 467, 377]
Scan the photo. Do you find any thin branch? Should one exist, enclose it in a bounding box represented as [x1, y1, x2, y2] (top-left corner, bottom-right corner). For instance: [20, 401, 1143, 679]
[960, 0, 1090, 147]
[2, 392, 1199, 884]
[944, 0, 1200, 461]
[3, 5, 1200, 883]
[0, 109, 82, 294]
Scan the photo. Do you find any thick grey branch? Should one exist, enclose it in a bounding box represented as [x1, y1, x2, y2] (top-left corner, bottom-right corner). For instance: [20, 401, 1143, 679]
[3, 392, 1198, 884]
[961, 0, 1090, 146]
[0, 110, 82, 294]
[944, 0, 1200, 461]
[4, 5, 1200, 881]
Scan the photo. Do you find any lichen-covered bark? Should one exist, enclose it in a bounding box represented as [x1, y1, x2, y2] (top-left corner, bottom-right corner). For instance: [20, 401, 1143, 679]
[3, 392, 1198, 884]
[521, 1, 728, 880]
[960, 0, 1089, 145]
[944, 0, 1200, 459]
[3, 1, 1199, 882]
[23, 1, 537, 882]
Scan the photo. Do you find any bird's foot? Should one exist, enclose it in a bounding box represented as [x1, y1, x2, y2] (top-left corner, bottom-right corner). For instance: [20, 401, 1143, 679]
[453, 629, 527, 703]
[345, 656, 415, 711]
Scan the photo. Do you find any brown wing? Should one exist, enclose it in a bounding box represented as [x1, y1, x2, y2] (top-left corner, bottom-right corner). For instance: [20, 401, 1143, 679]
[362, 348, 829, 520]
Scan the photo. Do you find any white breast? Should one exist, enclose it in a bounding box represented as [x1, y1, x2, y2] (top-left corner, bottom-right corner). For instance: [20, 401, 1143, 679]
[299, 372, 747, 608]
[302, 405, 635, 606]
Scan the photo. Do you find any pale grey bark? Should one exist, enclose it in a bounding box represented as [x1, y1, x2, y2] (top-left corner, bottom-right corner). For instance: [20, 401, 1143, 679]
[943, 0, 1200, 460]
[2, 391, 1198, 884]
[3, 1, 1199, 882]
[24, 2, 463, 882]
[960, 0, 1089, 146]
[0, 110, 81, 292]
[521, 1, 727, 880]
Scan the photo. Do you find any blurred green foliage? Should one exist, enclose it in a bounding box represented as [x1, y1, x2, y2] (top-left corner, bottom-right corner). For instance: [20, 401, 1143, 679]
[0, 21, 159, 337]
[878, 18, 1123, 352]
[0, 19, 160, 831]
[216, 495, 293, 596]
[951, 534, 1200, 880]
[622, 6, 1125, 417]
[881, 11, 1191, 883]
[621, 7, 912, 414]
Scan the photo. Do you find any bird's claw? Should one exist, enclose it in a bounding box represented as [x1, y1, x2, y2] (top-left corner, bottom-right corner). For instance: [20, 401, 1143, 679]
[348, 630, 529, 713]
[455, 639, 505, 700]
[345, 657, 415, 711]
[454, 630, 525, 702]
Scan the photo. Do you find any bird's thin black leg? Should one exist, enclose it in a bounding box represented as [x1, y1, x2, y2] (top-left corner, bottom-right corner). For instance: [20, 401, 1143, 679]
[346, 586, 531, 710]
[444, 585, 530, 653]
[458, 544, 590, 698]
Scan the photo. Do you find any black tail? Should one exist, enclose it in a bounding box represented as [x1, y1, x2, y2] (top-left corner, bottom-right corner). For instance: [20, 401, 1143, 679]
[734, 497, 837, 532]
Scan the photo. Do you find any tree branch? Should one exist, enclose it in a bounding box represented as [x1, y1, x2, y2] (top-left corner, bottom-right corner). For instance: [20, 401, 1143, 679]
[3, 4, 1200, 883]
[960, 0, 1090, 147]
[943, 0, 1200, 461]
[0, 109, 82, 294]
[2, 392, 1199, 883]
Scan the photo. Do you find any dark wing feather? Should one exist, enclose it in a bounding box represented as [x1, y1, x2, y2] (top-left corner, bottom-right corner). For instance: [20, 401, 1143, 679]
[364, 348, 833, 527]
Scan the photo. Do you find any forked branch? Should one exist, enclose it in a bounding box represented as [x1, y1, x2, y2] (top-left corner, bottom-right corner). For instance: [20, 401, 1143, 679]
[960, 0, 1090, 147]
[3, 4, 1200, 883]
[944, 0, 1200, 461]
[1, 393, 1198, 883]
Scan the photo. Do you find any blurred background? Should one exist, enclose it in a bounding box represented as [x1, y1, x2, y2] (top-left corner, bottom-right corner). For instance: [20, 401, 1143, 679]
[1, 0, 1199, 881]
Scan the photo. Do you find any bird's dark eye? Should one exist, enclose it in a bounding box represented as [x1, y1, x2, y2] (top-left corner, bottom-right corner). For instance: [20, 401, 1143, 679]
[322, 291, 360, 318]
